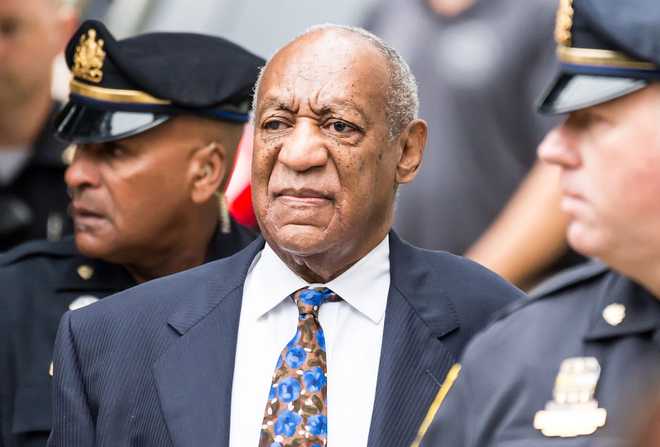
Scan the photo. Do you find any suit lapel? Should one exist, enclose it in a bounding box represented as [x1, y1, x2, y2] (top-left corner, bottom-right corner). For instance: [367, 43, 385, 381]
[153, 238, 265, 447]
[367, 233, 460, 447]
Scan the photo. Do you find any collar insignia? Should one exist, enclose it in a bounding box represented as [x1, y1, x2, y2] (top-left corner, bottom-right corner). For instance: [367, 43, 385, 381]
[555, 0, 574, 47]
[534, 357, 607, 437]
[73, 29, 106, 83]
[602, 303, 626, 326]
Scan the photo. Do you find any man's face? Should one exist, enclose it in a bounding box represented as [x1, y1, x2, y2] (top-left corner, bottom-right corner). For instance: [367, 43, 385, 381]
[0, 0, 68, 104]
[252, 31, 402, 265]
[538, 85, 660, 267]
[65, 118, 198, 263]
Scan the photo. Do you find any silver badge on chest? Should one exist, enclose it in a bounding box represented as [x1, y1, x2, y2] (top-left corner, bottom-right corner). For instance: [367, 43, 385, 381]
[533, 357, 607, 437]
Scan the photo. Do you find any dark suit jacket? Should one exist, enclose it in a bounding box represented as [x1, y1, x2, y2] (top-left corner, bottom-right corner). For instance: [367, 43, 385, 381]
[0, 221, 255, 447]
[48, 232, 524, 447]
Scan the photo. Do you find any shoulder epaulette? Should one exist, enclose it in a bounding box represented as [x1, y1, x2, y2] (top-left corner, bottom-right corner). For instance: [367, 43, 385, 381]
[529, 260, 609, 299]
[487, 261, 609, 325]
[488, 294, 535, 325]
[0, 237, 78, 266]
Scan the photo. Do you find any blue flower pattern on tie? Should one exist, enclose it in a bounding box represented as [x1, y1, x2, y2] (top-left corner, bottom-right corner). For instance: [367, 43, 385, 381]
[277, 377, 301, 403]
[259, 287, 341, 447]
[285, 346, 306, 369]
[274, 410, 302, 437]
[316, 330, 325, 351]
[303, 367, 326, 392]
[307, 415, 328, 436]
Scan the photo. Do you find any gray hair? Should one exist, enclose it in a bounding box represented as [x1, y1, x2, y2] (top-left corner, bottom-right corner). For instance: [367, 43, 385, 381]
[252, 24, 419, 140]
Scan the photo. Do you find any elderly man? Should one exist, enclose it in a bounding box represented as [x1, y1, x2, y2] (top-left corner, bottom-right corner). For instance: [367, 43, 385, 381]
[0, 0, 78, 250]
[47, 24, 522, 447]
[0, 20, 262, 447]
[422, 1, 660, 446]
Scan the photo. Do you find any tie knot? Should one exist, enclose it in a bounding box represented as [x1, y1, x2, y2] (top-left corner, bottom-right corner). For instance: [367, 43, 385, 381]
[292, 287, 340, 317]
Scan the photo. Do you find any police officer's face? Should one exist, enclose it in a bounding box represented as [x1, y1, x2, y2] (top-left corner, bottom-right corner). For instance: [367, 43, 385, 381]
[0, 0, 74, 104]
[252, 30, 425, 278]
[65, 119, 199, 262]
[538, 85, 660, 268]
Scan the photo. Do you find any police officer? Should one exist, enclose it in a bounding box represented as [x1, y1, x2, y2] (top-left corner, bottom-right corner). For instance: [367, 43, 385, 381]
[0, 20, 263, 447]
[420, 1, 660, 446]
[0, 0, 78, 251]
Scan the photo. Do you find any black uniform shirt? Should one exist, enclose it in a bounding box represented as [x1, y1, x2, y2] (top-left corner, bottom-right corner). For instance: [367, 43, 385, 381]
[0, 103, 72, 252]
[0, 221, 254, 447]
[422, 262, 660, 447]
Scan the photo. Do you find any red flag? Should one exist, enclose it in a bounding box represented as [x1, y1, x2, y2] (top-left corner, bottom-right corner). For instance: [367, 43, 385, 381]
[226, 124, 257, 228]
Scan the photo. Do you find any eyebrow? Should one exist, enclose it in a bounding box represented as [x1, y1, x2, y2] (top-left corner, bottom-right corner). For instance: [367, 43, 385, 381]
[258, 94, 370, 124]
[258, 96, 297, 113]
[313, 98, 369, 124]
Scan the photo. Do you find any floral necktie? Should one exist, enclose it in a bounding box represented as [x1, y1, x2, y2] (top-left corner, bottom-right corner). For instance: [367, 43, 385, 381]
[259, 287, 341, 447]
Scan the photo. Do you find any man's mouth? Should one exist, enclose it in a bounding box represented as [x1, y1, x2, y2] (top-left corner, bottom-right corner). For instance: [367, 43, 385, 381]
[275, 188, 333, 206]
[70, 203, 106, 227]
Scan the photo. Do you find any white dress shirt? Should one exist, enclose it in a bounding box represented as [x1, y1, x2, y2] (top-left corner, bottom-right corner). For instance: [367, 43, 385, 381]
[229, 235, 390, 447]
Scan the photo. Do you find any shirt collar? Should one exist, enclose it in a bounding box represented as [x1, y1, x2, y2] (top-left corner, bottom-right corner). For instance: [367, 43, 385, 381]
[584, 271, 660, 341]
[247, 235, 390, 324]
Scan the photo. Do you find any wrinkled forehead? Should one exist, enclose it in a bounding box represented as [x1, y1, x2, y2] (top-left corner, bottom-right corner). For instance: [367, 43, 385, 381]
[256, 31, 390, 114]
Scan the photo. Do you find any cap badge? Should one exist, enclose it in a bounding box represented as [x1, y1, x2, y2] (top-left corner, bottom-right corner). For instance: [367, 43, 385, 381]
[554, 0, 574, 47]
[73, 29, 106, 83]
[533, 357, 607, 437]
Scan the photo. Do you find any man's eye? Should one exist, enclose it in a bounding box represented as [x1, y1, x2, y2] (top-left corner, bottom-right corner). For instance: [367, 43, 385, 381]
[0, 19, 20, 38]
[264, 120, 286, 131]
[104, 144, 125, 158]
[329, 121, 354, 133]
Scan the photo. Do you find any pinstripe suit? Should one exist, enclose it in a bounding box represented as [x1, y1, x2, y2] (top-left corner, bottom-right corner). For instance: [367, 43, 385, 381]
[48, 232, 523, 447]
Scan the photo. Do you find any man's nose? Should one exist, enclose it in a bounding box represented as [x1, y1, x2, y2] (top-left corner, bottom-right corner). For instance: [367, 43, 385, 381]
[537, 124, 581, 169]
[277, 120, 328, 172]
[65, 146, 101, 191]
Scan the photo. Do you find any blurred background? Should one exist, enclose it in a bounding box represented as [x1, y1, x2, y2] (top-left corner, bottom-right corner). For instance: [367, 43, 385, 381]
[2, 0, 586, 289]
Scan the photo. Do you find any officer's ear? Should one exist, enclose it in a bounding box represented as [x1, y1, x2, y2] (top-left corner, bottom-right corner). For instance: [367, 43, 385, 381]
[189, 141, 227, 204]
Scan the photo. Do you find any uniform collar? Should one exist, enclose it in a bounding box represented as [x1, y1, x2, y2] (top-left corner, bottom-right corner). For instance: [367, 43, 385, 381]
[205, 219, 256, 262]
[54, 252, 136, 294]
[53, 224, 252, 293]
[584, 270, 660, 341]
[247, 235, 390, 324]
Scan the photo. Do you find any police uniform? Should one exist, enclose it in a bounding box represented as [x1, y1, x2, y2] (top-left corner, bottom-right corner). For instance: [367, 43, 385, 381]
[420, 1, 660, 446]
[0, 20, 264, 447]
[0, 103, 72, 252]
[421, 262, 660, 447]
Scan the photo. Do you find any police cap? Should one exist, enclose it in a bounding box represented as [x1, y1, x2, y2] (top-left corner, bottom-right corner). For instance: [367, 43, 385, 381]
[538, 0, 660, 115]
[55, 20, 265, 143]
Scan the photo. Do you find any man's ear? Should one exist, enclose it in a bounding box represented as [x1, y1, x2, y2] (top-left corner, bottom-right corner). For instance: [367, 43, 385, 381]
[396, 119, 428, 184]
[189, 142, 227, 204]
